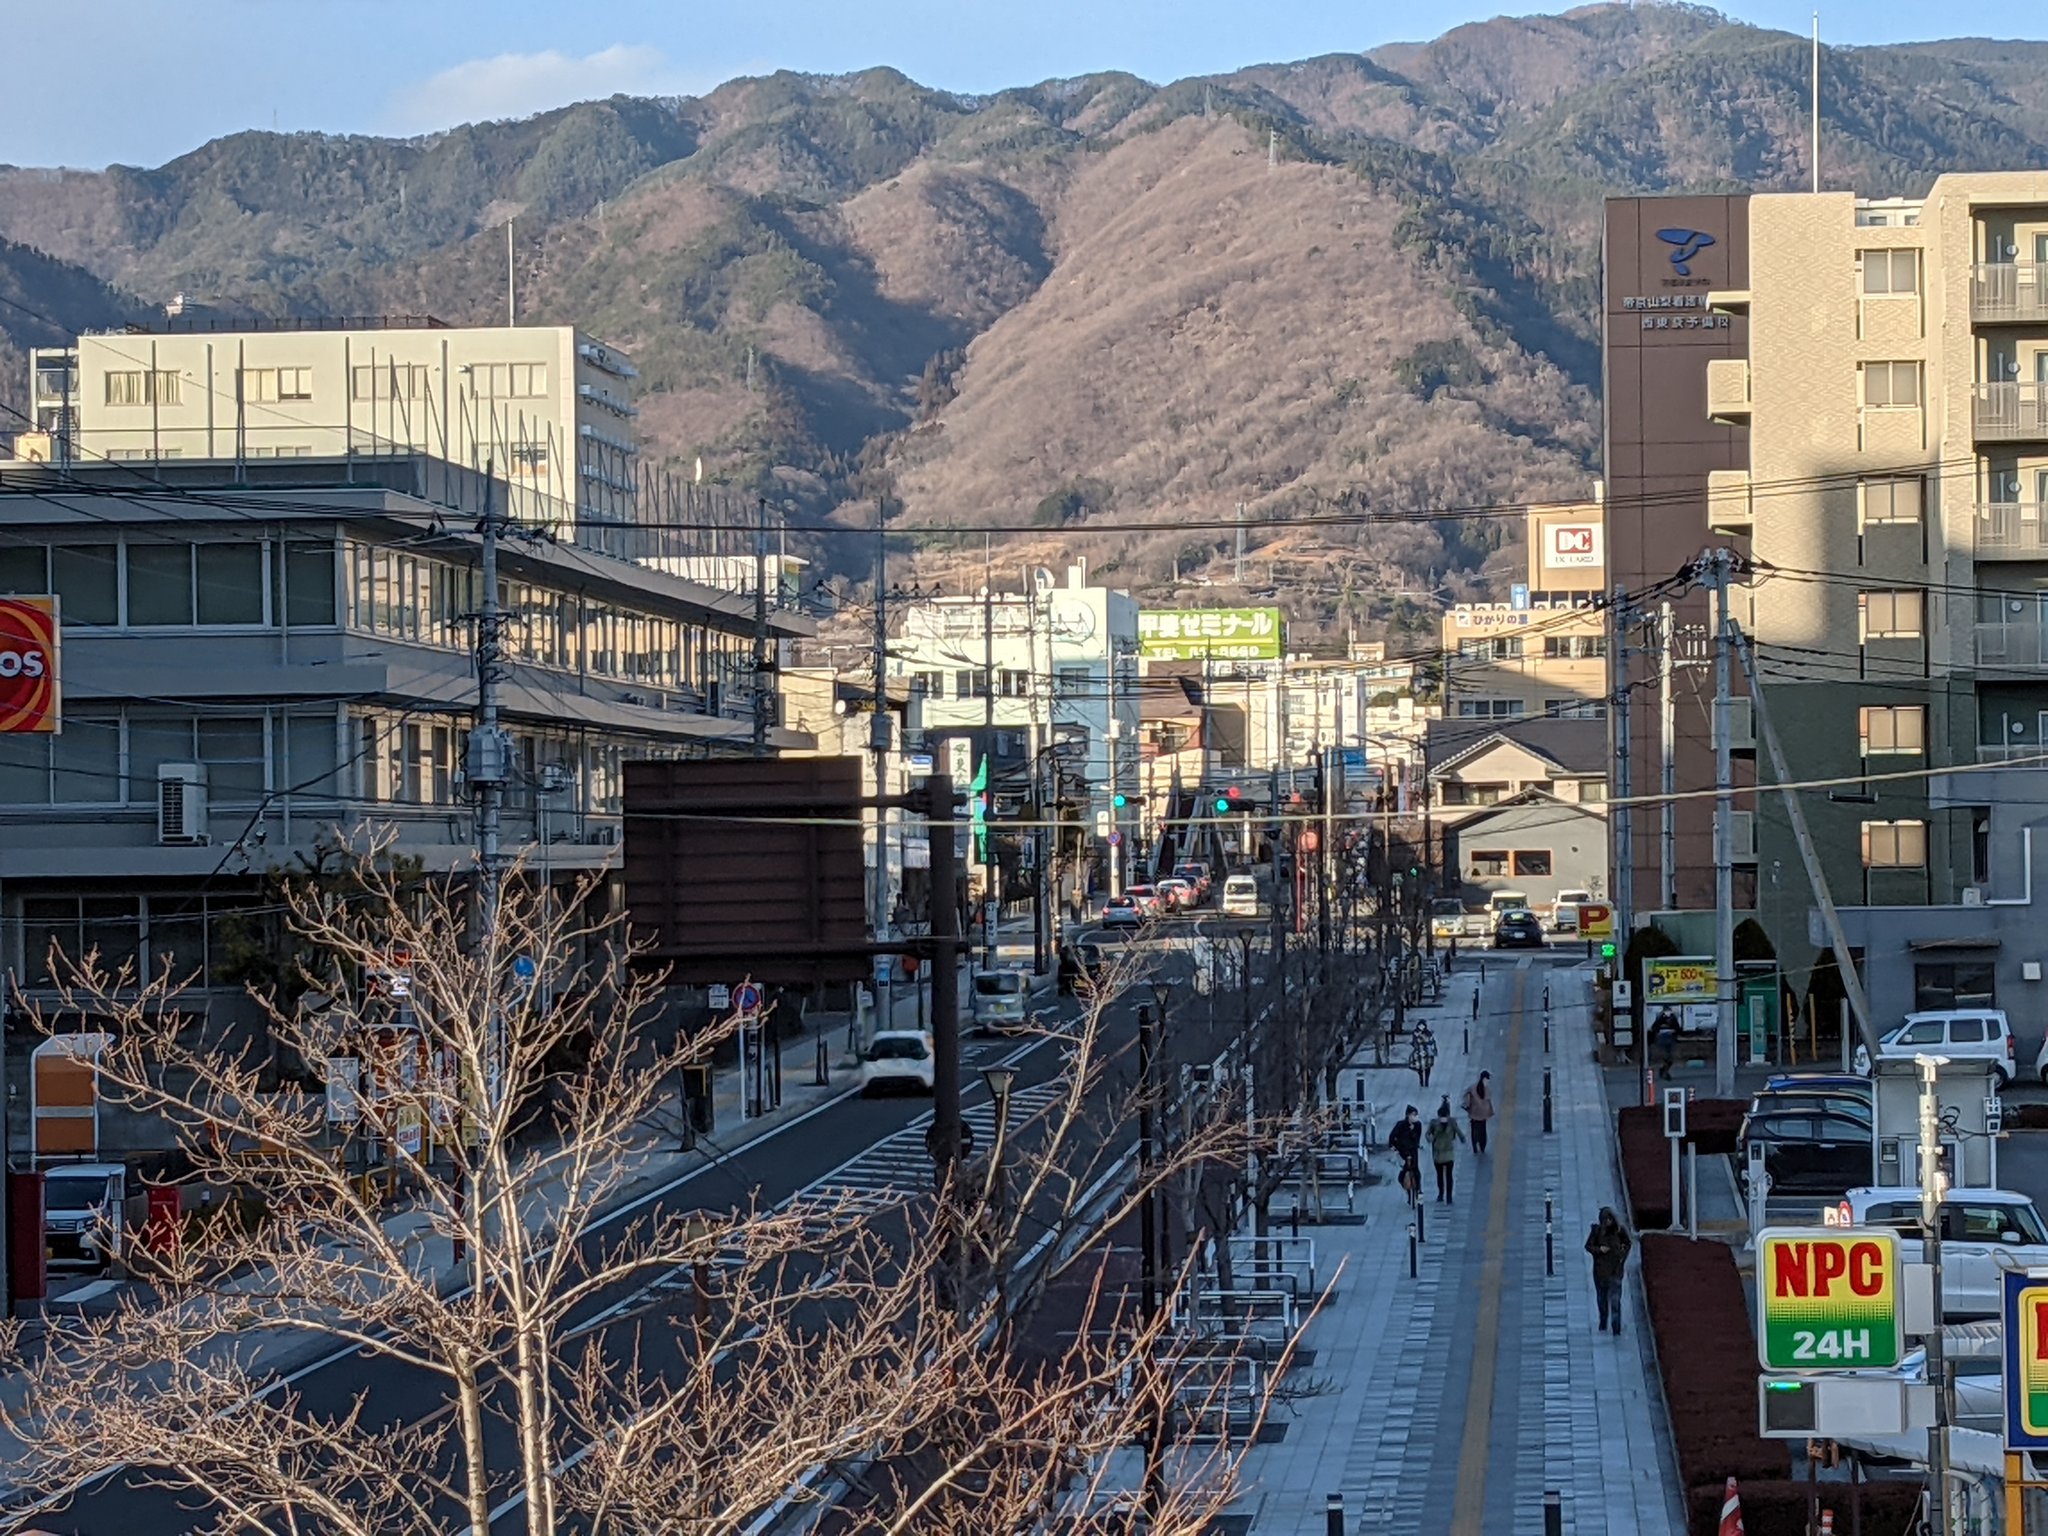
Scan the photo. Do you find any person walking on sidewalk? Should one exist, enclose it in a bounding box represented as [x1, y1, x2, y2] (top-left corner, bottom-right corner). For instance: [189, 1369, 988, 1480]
[1388, 1105, 1424, 1203]
[1409, 1021, 1438, 1088]
[1586, 1207, 1634, 1335]
[1461, 1071, 1495, 1154]
[1427, 1096, 1465, 1204]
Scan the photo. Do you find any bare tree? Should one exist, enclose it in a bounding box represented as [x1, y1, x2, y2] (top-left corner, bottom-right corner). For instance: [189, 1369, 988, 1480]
[2, 843, 1278, 1534]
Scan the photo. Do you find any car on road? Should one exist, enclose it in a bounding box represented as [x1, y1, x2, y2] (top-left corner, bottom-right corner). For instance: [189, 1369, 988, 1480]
[1429, 898, 1466, 942]
[1059, 940, 1113, 996]
[1852, 1008, 2017, 1087]
[1174, 862, 1212, 902]
[1126, 883, 1162, 915]
[44, 1162, 127, 1271]
[1222, 875, 1260, 918]
[1155, 878, 1194, 911]
[861, 1030, 936, 1095]
[1470, 890, 1529, 937]
[1548, 888, 1594, 933]
[1845, 1187, 2048, 1319]
[1491, 909, 1545, 949]
[971, 967, 1032, 1032]
[1735, 1106, 1872, 1200]
[1099, 895, 1141, 930]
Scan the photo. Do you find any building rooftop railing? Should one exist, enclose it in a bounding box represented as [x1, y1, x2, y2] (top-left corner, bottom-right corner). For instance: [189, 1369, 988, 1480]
[100, 314, 454, 337]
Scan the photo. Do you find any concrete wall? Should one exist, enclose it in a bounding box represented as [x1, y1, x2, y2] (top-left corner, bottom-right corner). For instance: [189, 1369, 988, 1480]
[1448, 798, 1608, 912]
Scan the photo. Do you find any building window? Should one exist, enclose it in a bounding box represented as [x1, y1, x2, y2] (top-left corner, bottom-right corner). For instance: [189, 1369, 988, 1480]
[1057, 666, 1091, 696]
[1860, 249, 1920, 296]
[1580, 781, 1608, 804]
[1859, 589, 1924, 640]
[239, 367, 313, 403]
[124, 541, 267, 627]
[51, 545, 118, 625]
[468, 362, 548, 398]
[510, 441, 550, 476]
[103, 369, 180, 406]
[1541, 635, 1607, 660]
[1468, 849, 1509, 878]
[910, 670, 943, 698]
[1458, 635, 1523, 661]
[1455, 698, 1524, 719]
[998, 669, 1031, 698]
[282, 543, 337, 628]
[1913, 958, 1994, 1012]
[351, 363, 430, 401]
[1861, 477, 1923, 528]
[1861, 819, 1928, 869]
[955, 669, 989, 699]
[1861, 361, 1922, 409]
[1512, 849, 1552, 877]
[1545, 698, 1606, 720]
[1859, 704, 1926, 755]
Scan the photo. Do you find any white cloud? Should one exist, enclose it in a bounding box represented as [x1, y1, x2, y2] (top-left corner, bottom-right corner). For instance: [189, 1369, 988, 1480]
[382, 43, 706, 136]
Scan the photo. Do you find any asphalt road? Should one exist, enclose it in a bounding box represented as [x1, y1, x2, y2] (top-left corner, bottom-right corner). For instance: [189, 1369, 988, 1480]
[34, 941, 1242, 1534]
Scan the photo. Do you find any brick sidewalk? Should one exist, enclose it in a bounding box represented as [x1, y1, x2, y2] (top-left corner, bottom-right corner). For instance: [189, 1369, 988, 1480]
[1221, 955, 1686, 1534]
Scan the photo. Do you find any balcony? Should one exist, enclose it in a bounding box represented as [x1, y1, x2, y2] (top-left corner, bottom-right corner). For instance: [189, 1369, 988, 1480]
[1975, 619, 2048, 669]
[1706, 358, 1751, 422]
[1977, 742, 2048, 764]
[1972, 263, 2048, 324]
[1973, 382, 2048, 442]
[1976, 503, 2048, 559]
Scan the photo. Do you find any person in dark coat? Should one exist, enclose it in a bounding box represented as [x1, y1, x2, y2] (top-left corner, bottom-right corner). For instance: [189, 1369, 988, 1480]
[1409, 1022, 1438, 1088]
[1585, 1206, 1634, 1335]
[1427, 1096, 1466, 1204]
[1387, 1105, 1424, 1199]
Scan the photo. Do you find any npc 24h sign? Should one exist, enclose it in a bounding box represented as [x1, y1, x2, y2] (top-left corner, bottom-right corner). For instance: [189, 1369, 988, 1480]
[1756, 1229, 1902, 1371]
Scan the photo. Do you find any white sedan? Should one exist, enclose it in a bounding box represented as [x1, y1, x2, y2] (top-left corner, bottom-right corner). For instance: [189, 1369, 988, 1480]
[861, 1031, 936, 1096]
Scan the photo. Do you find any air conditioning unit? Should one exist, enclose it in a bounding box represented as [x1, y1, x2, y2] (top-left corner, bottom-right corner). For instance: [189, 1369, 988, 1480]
[1729, 809, 1757, 863]
[1726, 697, 1756, 750]
[157, 762, 209, 845]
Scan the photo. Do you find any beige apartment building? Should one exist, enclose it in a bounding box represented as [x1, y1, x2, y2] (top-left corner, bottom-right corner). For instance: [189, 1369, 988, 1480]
[22, 318, 640, 526]
[1440, 502, 1608, 723]
[1614, 172, 2048, 1021]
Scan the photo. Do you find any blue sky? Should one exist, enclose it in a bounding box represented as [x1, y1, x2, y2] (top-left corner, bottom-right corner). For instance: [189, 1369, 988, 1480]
[9, 0, 2044, 169]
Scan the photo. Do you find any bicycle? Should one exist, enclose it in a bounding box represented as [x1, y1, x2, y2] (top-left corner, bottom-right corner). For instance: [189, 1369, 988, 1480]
[1396, 1153, 1422, 1207]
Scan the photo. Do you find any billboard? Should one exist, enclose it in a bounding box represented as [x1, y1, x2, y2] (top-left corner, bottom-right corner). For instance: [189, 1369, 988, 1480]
[1643, 956, 1715, 1005]
[1756, 1229, 1901, 1371]
[1138, 607, 1283, 661]
[0, 596, 59, 734]
[1543, 523, 1604, 570]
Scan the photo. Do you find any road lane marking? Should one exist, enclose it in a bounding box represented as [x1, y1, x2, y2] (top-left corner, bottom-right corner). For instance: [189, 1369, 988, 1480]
[1450, 968, 1525, 1535]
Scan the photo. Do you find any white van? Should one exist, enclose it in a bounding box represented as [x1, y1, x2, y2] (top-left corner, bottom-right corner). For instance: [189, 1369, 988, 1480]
[1549, 888, 1594, 933]
[1847, 1187, 2048, 1318]
[1470, 891, 1528, 936]
[1222, 876, 1260, 917]
[971, 968, 1031, 1033]
[1853, 1009, 2018, 1086]
[44, 1162, 127, 1271]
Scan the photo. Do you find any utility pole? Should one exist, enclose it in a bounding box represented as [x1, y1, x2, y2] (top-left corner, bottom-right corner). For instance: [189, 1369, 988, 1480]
[981, 545, 995, 968]
[1612, 584, 1634, 944]
[871, 499, 891, 984]
[927, 772, 963, 1176]
[1658, 599, 1677, 911]
[1918, 1054, 1952, 1536]
[752, 499, 771, 758]
[465, 465, 511, 1227]
[1704, 549, 1737, 1099]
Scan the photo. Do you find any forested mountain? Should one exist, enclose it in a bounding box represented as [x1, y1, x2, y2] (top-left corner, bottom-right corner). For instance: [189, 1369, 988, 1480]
[4, 3, 2045, 643]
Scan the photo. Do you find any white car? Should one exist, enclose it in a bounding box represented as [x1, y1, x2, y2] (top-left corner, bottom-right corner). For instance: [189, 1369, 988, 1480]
[1221, 875, 1260, 918]
[860, 1030, 936, 1095]
[1852, 1008, 2017, 1087]
[1845, 1187, 2048, 1319]
[1549, 888, 1594, 933]
[44, 1162, 127, 1271]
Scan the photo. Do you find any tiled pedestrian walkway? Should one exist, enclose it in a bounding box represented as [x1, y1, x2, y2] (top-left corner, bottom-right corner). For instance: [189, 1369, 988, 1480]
[1224, 956, 1686, 1534]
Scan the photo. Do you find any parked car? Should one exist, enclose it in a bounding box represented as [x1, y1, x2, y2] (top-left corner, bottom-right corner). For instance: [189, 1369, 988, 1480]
[1429, 898, 1467, 942]
[1736, 1108, 1873, 1199]
[1491, 909, 1545, 949]
[1155, 878, 1193, 911]
[1845, 1187, 2048, 1319]
[861, 1031, 936, 1095]
[43, 1162, 127, 1271]
[971, 967, 1032, 1032]
[1173, 863, 1212, 903]
[1222, 875, 1260, 918]
[1099, 895, 1141, 930]
[1548, 888, 1594, 933]
[1852, 1009, 2017, 1088]
[1469, 891, 1529, 937]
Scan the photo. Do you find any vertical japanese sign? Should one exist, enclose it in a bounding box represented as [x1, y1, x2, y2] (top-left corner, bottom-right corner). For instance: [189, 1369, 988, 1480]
[0, 596, 59, 733]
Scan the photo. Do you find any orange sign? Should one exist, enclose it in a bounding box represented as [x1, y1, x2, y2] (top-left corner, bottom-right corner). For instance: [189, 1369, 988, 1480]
[0, 596, 59, 734]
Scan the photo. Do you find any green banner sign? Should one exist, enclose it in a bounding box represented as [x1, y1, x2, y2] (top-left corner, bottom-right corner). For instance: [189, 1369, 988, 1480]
[1138, 607, 1284, 661]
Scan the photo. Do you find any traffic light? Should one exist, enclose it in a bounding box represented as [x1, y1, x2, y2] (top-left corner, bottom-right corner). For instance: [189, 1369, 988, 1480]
[1213, 784, 1242, 815]
[1601, 941, 1618, 960]
[1112, 792, 1129, 809]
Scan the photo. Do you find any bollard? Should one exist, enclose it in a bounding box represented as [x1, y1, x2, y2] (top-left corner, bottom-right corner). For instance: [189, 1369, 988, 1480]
[1291, 1200, 1301, 1238]
[1408, 1222, 1418, 1278]
[1642, 1064, 1655, 1107]
[1463, 1026, 1469, 1056]
[1544, 984, 1551, 1011]
[1542, 1067, 1554, 1133]
[814, 1034, 829, 1087]
[1545, 1217, 1554, 1276]
[1543, 1490, 1562, 1536]
[1543, 1019, 1551, 1054]
[1326, 1493, 1345, 1535]
[1416, 1192, 1426, 1246]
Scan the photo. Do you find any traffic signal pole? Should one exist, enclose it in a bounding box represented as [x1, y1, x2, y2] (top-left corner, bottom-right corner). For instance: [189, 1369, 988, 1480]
[927, 772, 964, 1179]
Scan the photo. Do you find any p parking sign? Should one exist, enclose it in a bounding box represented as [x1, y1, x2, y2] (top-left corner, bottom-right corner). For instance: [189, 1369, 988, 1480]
[1756, 1228, 1901, 1371]
[2004, 1272, 2048, 1449]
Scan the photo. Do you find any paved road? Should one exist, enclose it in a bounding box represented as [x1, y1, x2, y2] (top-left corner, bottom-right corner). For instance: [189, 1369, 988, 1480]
[33, 948, 1244, 1534]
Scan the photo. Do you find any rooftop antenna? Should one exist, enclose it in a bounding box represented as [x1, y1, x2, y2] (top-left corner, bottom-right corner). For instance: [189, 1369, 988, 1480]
[506, 218, 517, 326]
[1811, 11, 1821, 194]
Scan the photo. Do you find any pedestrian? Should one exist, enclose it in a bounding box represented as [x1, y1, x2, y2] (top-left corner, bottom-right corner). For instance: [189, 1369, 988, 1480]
[1651, 1005, 1681, 1071]
[1388, 1104, 1424, 1202]
[1427, 1095, 1465, 1204]
[1470, 986, 1480, 1023]
[1410, 1021, 1437, 1088]
[1461, 1070, 1495, 1154]
[1585, 1206, 1634, 1335]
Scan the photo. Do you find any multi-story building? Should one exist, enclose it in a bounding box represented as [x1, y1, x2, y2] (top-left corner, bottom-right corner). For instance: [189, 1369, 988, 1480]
[1606, 173, 2048, 1019]
[888, 564, 1140, 892]
[0, 456, 813, 1036]
[1440, 503, 1608, 723]
[21, 317, 642, 528]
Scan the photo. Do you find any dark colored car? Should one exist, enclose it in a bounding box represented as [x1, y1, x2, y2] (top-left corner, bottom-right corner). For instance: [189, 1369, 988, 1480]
[1736, 1109, 1872, 1198]
[1059, 941, 1112, 996]
[1491, 909, 1545, 949]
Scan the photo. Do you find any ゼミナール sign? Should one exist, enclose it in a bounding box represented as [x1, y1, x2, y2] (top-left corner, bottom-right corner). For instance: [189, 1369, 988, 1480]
[1138, 608, 1283, 661]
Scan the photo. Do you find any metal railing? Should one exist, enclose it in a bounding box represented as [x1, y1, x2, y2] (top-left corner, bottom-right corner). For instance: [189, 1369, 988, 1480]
[1974, 620, 2048, 668]
[1976, 503, 2048, 557]
[1973, 382, 2048, 441]
[1971, 263, 2048, 324]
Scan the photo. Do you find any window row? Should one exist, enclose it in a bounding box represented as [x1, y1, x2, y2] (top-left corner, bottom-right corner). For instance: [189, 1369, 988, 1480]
[1859, 249, 1920, 297]
[1541, 635, 1607, 660]
[349, 710, 687, 816]
[0, 709, 341, 807]
[1467, 848, 1552, 878]
[1454, 699, 1525, 719]
[100, 361, 553, 410]
[12, 891, 263, 990]
[103, 370, 180, 406]
[0, 539, 337, 628]
[1458, 636, 1522, 661]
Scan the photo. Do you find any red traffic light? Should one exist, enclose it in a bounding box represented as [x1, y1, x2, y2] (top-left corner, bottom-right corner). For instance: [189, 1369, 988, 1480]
[1224, 785, 1241, 801]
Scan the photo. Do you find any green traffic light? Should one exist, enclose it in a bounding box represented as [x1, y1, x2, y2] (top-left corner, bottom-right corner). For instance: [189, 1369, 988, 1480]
[1601, 941, 1618, 959]
[1214, 797, 1231, 814]
[1112, 792, 1128, 808]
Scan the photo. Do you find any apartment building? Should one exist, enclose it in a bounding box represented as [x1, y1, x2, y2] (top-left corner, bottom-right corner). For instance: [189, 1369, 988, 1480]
[0, 457, 813, 1033]
[22, 317, 641, 527]
[1440, 503, 1609, 723]
[1610, 174, 2048, 1020]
